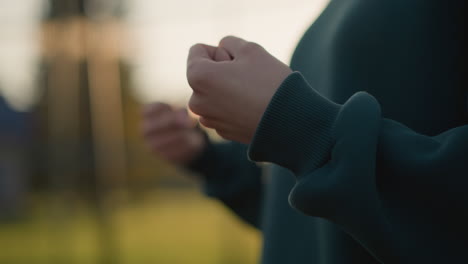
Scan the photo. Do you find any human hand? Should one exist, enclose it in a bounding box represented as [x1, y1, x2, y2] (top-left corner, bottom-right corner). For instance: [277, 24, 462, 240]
[141, 103, 206, 165]
[186, 36, 292, 144]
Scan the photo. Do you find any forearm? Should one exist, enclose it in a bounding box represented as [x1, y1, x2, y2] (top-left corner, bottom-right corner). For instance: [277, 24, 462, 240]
[248, 71, 468, 262]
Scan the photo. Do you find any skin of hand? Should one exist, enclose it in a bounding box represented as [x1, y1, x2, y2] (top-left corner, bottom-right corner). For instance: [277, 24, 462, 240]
[186, 36, 293, 144]
[141, 103, 206, 165]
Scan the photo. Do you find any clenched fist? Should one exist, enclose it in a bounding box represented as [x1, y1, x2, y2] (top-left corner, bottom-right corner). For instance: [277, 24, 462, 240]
[186, 36, 292, 144]
[141, 103, 206, 165]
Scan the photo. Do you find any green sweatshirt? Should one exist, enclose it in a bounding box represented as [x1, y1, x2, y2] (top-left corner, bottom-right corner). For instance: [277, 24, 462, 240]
[188, 0, 467, 263]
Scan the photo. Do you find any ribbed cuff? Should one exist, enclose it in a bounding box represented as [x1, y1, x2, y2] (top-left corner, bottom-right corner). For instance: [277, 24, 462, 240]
[248, 72, 341, 175]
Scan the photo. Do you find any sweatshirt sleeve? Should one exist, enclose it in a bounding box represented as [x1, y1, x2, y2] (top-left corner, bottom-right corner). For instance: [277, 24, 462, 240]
[186, 137, 263, 229]
[248, 72, 468, 263]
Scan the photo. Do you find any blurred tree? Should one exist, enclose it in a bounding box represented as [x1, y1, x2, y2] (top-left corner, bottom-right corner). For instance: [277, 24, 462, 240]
[47, 0, 86, 18]
[38, 1, 128, 263]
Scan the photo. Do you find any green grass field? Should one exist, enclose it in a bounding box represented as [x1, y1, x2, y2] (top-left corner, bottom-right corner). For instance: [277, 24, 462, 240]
[0, 189, 260, 264]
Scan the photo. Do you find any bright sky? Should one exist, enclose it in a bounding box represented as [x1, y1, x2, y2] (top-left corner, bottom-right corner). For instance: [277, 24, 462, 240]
[0, 0, 329, 110]
[125, 0, 330, 104]
[0, 0, 46, 111]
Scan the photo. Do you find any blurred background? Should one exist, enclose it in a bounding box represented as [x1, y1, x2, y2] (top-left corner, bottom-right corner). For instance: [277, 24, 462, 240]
[0, 0, 328, 263]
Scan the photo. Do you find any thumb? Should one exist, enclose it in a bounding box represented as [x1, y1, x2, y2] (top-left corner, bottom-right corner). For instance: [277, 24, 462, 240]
[218, 36, 247, 58]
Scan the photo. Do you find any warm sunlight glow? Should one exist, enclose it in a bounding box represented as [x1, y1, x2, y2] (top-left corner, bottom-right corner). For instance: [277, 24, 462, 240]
[0, 0, 330, 110]
[125, 0, 330, 104]
[0, 0, 46, 111]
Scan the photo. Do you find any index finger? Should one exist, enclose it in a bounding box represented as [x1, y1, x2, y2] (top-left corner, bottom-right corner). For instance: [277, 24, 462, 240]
[187, 44, 217, 66]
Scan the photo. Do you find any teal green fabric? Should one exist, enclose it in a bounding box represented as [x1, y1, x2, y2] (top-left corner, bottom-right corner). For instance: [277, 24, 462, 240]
[187, 140, 263, 228]
[187, 0, 467, 263]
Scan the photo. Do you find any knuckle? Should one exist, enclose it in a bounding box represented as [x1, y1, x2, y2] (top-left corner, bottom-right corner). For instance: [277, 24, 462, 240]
[219, 35, 234, 45]
[188, 43, 203, 54]
[242, 42, 262, 54]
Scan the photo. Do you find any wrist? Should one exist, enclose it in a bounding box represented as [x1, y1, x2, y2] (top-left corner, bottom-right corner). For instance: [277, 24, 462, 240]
[248, 72, 341, 174]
